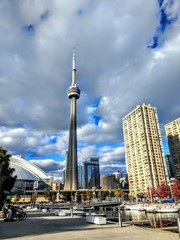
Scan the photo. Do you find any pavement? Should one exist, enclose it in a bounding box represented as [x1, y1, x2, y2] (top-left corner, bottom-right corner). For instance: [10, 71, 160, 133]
[0, 209, 179, 240]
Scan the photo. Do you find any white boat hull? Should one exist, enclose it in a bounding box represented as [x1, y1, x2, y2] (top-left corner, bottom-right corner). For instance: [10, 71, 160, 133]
[156, 208, 179, 213]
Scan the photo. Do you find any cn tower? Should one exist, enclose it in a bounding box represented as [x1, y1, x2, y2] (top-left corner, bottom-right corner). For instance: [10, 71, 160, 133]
[64, 49, 80, 191]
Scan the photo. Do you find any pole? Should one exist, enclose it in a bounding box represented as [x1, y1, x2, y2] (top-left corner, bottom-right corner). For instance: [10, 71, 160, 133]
[169, 179, 173, 198]
[150, 188, 153, 203]
[118, 206, 122, 228]
[24, 181, 26, 202]
[70, 208, 73, 217]
[177, 218, 180, 239]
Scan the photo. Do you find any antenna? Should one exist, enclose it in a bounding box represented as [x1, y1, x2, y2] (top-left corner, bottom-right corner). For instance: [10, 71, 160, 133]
[72, 48, 76, 70]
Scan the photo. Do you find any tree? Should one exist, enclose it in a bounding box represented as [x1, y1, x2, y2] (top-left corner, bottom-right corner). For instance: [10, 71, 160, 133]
[114, 188, 121, 197]
[43, 189, 57, 202]
[100, 191, 109, 200]
[51, 193, 56, 203]
[0, 147, 17, 207]
[156, 183, 170, 198]
[31, 192, 37, 204]
[43, 188, 51, 201]
[172, 179, 180, 198]
[80, 191, 86, 202]
[14, 194, 21, 203]
[86, 190, 92, 201]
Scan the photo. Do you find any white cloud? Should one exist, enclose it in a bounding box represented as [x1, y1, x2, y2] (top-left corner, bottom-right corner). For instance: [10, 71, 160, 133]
[78, 145, 96, 163]
[0, 0, 179, 177]
[30, 159, 65, 179]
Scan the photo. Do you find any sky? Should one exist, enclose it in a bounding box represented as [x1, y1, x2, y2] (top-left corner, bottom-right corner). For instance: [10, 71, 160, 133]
[0, 0, 180, 181]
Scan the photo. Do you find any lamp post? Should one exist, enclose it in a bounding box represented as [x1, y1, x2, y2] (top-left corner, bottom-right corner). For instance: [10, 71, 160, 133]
[75, 192, 78, 203]
[167, 176, 173, 198]
[23, 180, 26, 202]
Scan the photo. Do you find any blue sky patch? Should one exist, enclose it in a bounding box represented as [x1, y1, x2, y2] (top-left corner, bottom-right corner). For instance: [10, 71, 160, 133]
[90, 97, 101, 108]
[49, 137, 57, 144]
[148, 36, 159, 49]
[93, 115, 102, 126]
[147, 0, 178, 49]
[159, 9, 177, 32]
[162, 139, 170, 154]
[28, 153, 64, 161]
[158, 0, 164, 7]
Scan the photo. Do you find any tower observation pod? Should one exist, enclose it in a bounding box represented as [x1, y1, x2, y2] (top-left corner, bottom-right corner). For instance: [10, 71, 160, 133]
[64, 48, 80, 191]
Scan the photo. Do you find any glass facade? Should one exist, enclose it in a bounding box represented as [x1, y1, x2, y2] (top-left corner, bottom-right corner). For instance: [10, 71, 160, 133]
[82, 157, 100, 189]
[165, 118, 180, 180]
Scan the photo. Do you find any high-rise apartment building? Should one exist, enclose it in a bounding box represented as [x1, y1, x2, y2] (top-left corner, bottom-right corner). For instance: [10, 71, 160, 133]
[165, 155, 174, 179]
[82, 157, 100, 189]
[165, 118, 180, 180]
[122, 104, 167, 197]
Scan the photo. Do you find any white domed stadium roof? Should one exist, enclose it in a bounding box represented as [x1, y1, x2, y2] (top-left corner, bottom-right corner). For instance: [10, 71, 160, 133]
[10, 156, 50, 181]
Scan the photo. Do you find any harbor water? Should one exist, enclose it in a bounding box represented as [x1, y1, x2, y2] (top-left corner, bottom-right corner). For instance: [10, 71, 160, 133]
[94, 206, 180, 230]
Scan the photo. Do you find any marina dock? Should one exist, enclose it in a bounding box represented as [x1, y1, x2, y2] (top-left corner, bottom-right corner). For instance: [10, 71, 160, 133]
[0, 209, 179, 240]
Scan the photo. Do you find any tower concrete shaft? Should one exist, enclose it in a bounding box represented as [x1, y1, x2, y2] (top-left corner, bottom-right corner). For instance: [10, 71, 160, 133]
[64, 49, 80, 191]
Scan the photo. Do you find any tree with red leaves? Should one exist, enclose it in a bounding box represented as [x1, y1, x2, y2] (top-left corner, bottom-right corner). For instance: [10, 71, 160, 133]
[172, 179, 180, 198]
[156, 183, 170, 198]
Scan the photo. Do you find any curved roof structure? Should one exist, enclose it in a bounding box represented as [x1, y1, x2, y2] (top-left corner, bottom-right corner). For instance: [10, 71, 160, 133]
[9, 156, 50, 181]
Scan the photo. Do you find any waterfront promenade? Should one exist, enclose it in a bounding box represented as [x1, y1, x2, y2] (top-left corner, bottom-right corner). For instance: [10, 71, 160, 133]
[0, 209, 179, 240]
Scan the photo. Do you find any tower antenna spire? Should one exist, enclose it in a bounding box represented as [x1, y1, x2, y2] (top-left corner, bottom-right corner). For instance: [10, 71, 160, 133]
[72, 48, 76, 70]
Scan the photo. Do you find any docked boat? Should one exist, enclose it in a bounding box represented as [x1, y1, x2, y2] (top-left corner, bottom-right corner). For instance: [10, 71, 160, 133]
[144, 205, 157, 213]
[125, 203, 180, 213]
[155, 206, 179, 213]
[124, 204, 145, 211]
[144, 204, 180, 213]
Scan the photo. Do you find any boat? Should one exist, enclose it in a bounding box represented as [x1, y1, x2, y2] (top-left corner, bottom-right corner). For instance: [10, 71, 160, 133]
[125, 203, 180, 213]
[144, 205, 157, 213]
[155, 206, 179, 213]
[124, 204, 145, 211]
[144, 204, 180, 213]
[138, 205, 146, 211]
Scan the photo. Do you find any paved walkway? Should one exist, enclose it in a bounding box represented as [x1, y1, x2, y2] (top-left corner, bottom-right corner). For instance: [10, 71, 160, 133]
[0, 210, 179, 240]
